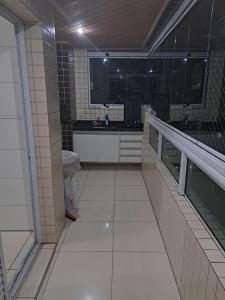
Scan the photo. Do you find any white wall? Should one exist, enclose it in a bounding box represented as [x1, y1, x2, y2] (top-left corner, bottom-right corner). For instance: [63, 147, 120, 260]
[0, 15, 33, 230]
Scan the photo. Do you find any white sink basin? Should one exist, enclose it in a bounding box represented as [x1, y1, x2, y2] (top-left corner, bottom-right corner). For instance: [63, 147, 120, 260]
[62, 150, 80, 178]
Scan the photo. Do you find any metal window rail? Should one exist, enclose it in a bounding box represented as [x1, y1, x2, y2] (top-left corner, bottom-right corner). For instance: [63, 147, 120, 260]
[149, 115, 225, 193]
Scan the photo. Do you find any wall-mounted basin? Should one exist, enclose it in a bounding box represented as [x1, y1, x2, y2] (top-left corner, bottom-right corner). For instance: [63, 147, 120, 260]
[62, 150, 80, 178]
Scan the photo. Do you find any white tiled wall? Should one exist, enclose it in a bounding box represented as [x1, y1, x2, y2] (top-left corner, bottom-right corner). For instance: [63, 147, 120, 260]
[25, 24, 65, 242]
[142, 112, 225, 300]
[74, 49, 124, 121]
[0, 15, 33, 230]
[0, 0, 65, 242]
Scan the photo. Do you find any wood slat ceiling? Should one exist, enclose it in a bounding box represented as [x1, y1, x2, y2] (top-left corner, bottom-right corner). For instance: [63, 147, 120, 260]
[53, 0, 166, 50]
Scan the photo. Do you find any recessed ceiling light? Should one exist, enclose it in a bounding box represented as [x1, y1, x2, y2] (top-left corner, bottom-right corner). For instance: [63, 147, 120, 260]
[76, 27, 85, 34]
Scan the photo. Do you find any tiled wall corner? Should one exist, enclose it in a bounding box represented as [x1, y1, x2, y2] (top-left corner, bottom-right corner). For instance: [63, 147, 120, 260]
[74, 49, 124, 121]
[56, 42, 75, 151]
[43, 27, 65, 242]
[25, 23, 65, 243]
[142, 121, 225, 300]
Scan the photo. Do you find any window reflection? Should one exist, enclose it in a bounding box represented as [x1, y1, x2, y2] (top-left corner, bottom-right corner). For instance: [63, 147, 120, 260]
[149, 126, 159, 152]
[186, 161, 225, 250]
[162, 138, 181, 182]
[150, 0, 225, 156]
[90, 58, 148, 105]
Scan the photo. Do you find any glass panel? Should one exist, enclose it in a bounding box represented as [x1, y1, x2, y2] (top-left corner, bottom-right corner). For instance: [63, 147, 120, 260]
[90, 58, 109, 104]
[188, 0, 212, 53]
[149, 126, 159, 152]
[194, 0, 225, 155]
[108, 58, 128, 104]
[162, 138, 181, 181]
[90, 58, 147, 105]
[0, 15, 35, 287]
[150, 0, 225, 157]
[186, 161, 225, 250]
[184, 58, 206, 105]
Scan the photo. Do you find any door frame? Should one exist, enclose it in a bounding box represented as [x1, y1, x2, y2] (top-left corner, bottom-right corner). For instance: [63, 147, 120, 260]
[0, 237, 9, 299]
[0, 4, 42, 299]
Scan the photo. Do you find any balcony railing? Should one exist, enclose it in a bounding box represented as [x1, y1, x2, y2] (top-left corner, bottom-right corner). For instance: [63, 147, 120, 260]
[149, 115, 225, 251]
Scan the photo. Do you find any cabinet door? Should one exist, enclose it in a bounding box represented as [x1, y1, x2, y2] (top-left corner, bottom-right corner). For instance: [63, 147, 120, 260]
[73, 134, 98, 162]
[97, 134, 119, 162]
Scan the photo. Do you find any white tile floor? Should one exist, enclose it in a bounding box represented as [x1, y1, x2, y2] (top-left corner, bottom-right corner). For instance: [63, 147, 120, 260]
[18, 247, 54, 298]
[1, 231, 34, 284]
[40, 167, 181, 300]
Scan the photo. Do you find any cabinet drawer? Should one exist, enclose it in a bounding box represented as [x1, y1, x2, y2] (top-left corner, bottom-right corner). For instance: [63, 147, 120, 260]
[120, 134, 142, 141]
[120, 142, 142, 149]
[120, 156, 141, 163]
[120, 149, 142, 156]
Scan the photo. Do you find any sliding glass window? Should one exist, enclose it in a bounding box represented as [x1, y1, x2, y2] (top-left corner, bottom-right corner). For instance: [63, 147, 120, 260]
[162, 138, 181, 182]
[186, 161, 225, 250]
[149, 126, 159, 152]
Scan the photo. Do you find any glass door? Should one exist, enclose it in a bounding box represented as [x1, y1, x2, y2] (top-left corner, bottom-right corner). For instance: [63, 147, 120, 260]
[0, 11, 40, 297]
[0, 237, 8, 300]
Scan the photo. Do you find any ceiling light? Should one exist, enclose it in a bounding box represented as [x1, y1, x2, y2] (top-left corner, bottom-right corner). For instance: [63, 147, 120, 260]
[103, 53, 109, 64]
[76, 27, 85, 34]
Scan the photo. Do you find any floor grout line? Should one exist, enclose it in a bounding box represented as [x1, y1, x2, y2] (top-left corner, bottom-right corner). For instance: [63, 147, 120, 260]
[36, 223, 71, 299]
[38, 167, 175, 299]
[5, 231, 33, 271]
[58, 250, 166, 253]
[111, 171, 116, 300]
[76, 220, 157, 223]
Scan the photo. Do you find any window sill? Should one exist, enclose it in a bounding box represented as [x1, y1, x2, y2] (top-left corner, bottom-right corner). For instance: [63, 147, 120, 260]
[89, 104, 124, 109]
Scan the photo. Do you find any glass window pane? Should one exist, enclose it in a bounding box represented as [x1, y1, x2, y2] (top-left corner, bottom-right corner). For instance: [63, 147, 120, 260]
[90, 58, 147, 105]
[108, 58, 128, 104]
[90, 58, 109, 104]
[184, 58, 206, 104]
[186, 161, 225, 250]
[162, 138, 181, 181]
[149, 126, 159, 152]
[0, 15, 35, 287]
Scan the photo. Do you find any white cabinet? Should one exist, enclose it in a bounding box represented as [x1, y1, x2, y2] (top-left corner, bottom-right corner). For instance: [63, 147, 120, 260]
[73, 133, 119, 162]
[73, 131, 142, 163]
[74, 134, 98, 162]
[97, 134, 119, 162]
